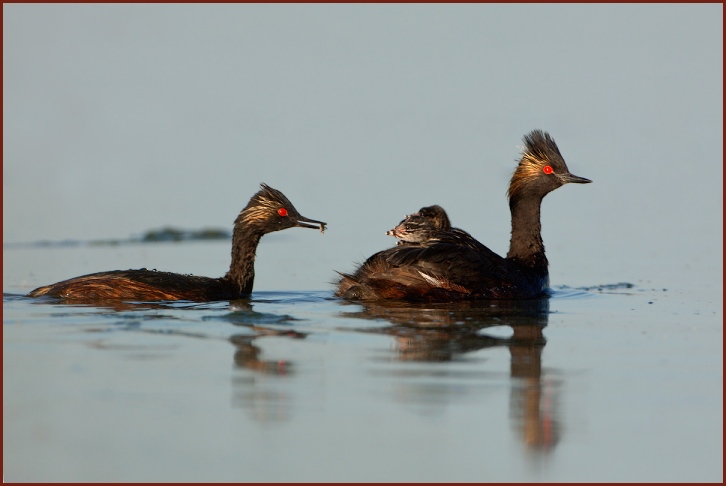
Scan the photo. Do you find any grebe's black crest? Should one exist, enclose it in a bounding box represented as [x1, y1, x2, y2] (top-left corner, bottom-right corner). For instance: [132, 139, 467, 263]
[335, 130, 591, 302]
[508, 129, 590, 201]
[239, 184, 323, 233]
[28, 183, 326, 302]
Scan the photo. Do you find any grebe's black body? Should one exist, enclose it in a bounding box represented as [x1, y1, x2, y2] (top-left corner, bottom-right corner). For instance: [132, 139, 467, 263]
[336, 130, 591, 302]
[28, 184, 326, 302]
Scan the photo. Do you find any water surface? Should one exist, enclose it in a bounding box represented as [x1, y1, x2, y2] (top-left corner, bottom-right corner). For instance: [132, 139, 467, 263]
[3, 243, 721, 482]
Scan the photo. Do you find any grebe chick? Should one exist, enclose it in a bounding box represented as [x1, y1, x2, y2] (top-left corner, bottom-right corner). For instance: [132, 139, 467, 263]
[28, 184, 326, 302]
[387, 215, 442, 245]
[386, 217, 483, 250]
[410, 205, 451, 230]
[387, 205, 452, 246]
[388, 204, 488, 251]
[335, 130, 591, 302]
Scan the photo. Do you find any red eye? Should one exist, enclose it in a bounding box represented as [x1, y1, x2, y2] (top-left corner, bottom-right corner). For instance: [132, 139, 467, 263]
[543, 165, 554, 174]
[277, 208, 288, 217]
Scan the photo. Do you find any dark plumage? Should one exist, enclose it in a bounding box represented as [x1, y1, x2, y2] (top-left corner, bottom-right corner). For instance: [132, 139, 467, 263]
[387, 204, 484, 251]
[387, 214, 440, 245]
[28, 184, 326, 302]
[335, 130, 591, 302]
[387, 205, 451, 246]
[409, 205, 452, 231]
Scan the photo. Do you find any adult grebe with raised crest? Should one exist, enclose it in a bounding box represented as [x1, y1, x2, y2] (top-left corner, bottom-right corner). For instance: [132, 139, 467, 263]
[28, 184, 326, 302]
[335, 130, 591, 301]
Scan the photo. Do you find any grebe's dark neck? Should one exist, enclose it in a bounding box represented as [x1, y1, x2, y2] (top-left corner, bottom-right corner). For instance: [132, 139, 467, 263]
[223, 223, 264, 296]
[506, 192, 548, 273]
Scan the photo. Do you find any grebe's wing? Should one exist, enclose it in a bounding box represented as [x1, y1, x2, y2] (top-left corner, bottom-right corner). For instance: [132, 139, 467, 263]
[340, 241, 520, 299]
[28, 269, 233, 301]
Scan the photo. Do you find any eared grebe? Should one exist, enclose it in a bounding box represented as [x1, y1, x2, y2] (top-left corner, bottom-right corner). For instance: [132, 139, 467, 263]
[335, 130, 591, 301]
[28, 184, 326, 302]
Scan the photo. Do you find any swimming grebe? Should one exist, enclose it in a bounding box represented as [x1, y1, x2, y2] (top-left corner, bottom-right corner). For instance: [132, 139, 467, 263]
[335, 130, 591, 301]
[28, 184, 327, 302]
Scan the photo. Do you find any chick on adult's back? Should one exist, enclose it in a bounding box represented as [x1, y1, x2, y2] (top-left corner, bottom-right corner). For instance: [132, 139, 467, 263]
[387, 204, 486, 253]
[335, 130, 591, 301]
[386, 205, 451, 246]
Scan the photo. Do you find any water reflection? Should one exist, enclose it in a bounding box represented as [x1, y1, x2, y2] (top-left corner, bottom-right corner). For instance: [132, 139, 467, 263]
[229, 329, 305, 375]
[340, 298, 561, 454]
[223, 300, 306, 423]
[22, 291, 562, 451]
[223, 299, 305, 376]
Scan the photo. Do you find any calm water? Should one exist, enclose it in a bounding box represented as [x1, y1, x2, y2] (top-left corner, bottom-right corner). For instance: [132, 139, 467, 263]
[3, 242, 722, 482]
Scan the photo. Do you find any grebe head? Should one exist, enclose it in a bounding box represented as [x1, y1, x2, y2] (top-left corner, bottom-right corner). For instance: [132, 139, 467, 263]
[507, 130, 591, 202]
[410, 205, 452, 231]
[238, 183, 327, 234]
[386, 214, 436, 243]
[387, 215, 440, 244]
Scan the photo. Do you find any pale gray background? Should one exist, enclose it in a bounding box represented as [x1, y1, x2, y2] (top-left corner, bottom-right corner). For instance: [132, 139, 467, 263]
[4, 3, 722, 291]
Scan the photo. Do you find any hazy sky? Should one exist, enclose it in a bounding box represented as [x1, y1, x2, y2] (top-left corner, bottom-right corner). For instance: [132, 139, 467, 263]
[3, 4, 722, 288]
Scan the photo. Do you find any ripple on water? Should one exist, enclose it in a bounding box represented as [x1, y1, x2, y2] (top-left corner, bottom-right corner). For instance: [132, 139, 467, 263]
[552, 282, 638, 298]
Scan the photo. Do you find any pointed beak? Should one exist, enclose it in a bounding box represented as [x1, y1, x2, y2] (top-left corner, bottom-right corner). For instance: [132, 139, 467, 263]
[294, 215, 327, 233]
[386, 226, 404, 238]
[560, 173, 592, 184]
